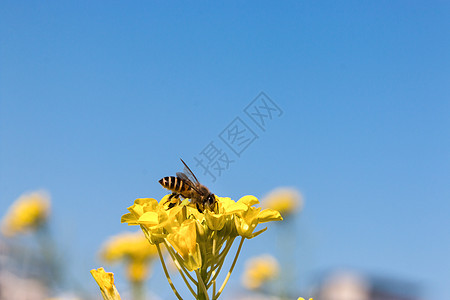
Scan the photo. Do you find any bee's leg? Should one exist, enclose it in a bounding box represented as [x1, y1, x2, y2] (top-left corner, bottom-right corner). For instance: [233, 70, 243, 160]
[165, 193, 180, 208]
[165, 193, 176, 203]
[169, 193, 179, 200]
[196, 203, 203, 213]
[164, 193, 180, 209]
[210, 201, 218, 212]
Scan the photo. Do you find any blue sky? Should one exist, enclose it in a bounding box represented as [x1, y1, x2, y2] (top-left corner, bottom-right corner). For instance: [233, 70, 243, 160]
[1, 1, 449, 299]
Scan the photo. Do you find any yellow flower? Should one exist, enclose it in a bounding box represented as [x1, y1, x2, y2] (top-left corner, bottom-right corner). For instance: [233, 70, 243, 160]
[122, 195, 282, 248]
[166, 219, 202, 271]
[242, 254, 280, 290]
[127, 259, 148, 282]
[100, 231, 158, 282]
[1, 191, 50, 237]
[262, 187, 303, 217]
[90, 267, 121, 300]
[121, 198, 169, 244]
[122, 194, 282, 299]
[234, 197, 283, 238]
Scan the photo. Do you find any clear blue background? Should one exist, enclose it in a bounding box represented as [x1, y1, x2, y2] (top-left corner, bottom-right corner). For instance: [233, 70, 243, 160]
[1, 1, 449, 299]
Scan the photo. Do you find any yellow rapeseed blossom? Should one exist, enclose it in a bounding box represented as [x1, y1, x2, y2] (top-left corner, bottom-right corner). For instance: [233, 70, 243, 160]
[122, 194, 282, 300]
[1, 191, 50, 236]
[100, 231, 158, 282]
[90, 267, 121, 300]
[242, 254, 280, 290]
[262, 187, 303, 217]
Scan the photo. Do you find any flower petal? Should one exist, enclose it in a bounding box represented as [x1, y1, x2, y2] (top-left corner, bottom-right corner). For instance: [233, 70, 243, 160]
[138, 212, 159, 225]
[120, 213, 138, 224]
[237, 195, 259, 207]
[205, 211, 226, 231]
[258, 209, 283, 223]
[167, 219, 198, 260]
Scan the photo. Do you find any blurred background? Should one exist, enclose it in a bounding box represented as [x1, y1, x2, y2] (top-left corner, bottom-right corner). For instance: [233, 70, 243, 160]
[1, 1, 449, 300]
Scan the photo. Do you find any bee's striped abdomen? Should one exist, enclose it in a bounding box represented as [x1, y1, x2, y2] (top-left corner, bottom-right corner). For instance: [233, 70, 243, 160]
[159, 176, 189, 193]
[159, 176, 175, 190]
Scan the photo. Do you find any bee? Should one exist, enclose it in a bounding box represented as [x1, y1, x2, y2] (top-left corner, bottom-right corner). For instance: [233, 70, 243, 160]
[159, 159, 216, 212]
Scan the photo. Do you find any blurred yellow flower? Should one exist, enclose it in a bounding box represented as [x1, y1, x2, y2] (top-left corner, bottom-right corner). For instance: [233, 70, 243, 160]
[90, 267, 121, 300]
[242, 254, 280, 290]
[100, 231, 158, 282]
[1, 190, 50, 237]
[122, 194, 282, 299]
[127, 260, 148, 283]
[262, 187, 303, 217]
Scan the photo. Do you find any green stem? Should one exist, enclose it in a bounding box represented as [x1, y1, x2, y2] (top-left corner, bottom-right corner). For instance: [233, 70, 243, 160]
[36, 223, 62, 288]
[213, 237, 245, 300]
[163, 240, 198, 284]
[206, 238, 235, 288]
[156, 244, 183, 300]
[163, 241, 198, 298]
[131, 280, 145, 300]
[196, 269, 210, 300]
[216, 237, 236, 264]
[211, 237, 217, 298]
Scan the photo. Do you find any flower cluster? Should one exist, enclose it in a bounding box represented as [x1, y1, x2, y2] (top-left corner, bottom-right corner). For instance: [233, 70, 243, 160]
[100, 231, 158, 282]
[1, 191, 50, 237]
[121, 194, 282, 300]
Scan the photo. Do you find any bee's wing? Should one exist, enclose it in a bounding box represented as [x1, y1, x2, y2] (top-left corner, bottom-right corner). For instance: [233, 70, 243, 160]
[176, 171, 201, 193]
[180, 158, 200, 184]
[176, 172, 193, 184]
